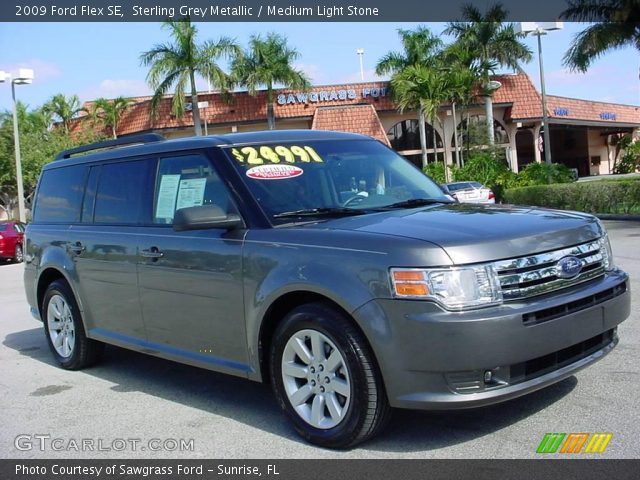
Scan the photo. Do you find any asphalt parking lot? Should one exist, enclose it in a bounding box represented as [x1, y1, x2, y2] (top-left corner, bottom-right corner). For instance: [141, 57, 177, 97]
[1, 220, 638, 459]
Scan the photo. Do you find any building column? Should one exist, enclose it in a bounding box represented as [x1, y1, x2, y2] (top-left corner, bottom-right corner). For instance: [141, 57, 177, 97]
[507, 124, 519, 173]
[533, 123, 542, 163]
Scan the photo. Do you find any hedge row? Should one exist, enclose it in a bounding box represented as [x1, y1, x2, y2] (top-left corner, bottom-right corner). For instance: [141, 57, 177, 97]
[503, 180, 640, 215]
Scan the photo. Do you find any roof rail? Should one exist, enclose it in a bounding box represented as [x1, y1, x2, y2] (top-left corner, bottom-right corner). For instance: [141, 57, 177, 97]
[55, 133, 165, 160]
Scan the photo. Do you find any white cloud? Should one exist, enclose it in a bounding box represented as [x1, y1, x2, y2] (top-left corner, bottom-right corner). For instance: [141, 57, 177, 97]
[3, 59, 61, 82]
[336, 68, 386, 84]
[293, 63, 326, 84]
[79, 79, 151, 102]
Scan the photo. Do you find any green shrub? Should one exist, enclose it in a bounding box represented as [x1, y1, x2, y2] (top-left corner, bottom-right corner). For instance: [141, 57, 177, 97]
[423, 161, 447, 184]
[503, 180, 640, 214]
[515, 162, 575, 186]
[614, 141, 640, 174]
[453, 152, 515, 200]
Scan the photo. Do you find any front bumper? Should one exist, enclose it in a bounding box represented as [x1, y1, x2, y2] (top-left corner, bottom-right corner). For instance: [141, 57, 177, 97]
[354, 269, 630, 410]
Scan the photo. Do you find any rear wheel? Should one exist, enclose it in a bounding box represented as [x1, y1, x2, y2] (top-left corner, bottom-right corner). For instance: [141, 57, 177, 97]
[13, 244, 23, 263]
[42, 280, 103, 370]
[270, 302, 390, 448]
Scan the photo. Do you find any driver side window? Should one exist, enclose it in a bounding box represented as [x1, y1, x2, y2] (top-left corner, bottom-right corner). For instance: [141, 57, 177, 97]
[153, 154, 232, 224]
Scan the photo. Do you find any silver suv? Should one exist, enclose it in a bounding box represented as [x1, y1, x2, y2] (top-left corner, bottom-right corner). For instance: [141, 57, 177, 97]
[24, 131, 630, 448]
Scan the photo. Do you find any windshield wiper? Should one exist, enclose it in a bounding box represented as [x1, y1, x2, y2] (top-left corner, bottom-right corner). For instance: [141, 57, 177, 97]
[273, 207, 368, 219]
[381, 198, 453, 210]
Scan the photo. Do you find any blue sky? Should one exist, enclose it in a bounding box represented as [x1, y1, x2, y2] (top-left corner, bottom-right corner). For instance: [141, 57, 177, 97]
[0, 22, 638, 112]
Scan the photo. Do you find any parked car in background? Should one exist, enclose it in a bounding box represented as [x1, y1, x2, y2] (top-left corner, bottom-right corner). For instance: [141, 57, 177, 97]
[0, 221, 25, 262]
[445, 181, 495, 204]
[439, 184, 458, 203]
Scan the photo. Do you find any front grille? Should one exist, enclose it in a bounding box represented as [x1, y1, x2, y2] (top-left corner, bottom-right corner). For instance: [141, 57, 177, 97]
[522, 282, 627, 326]
[494, 240, 605, 301]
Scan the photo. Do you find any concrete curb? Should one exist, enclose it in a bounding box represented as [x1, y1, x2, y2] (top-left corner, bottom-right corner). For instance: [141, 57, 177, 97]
[596, 214, 640, 222]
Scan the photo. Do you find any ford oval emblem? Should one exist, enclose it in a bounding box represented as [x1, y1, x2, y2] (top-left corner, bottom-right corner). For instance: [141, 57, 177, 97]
[557, 256, 583, 279]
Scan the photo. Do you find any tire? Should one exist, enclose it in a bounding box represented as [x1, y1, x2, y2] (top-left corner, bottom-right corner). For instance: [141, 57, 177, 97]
[13, 244, 23, 263]
[270, 302, 390, 449]
[42, 279, 103, 370]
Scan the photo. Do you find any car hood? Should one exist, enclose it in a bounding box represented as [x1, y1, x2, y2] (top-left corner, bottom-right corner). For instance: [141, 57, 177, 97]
[308, 203, 602, 264]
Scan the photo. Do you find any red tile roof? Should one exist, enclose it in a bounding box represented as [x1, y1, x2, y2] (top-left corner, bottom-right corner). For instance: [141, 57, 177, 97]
[69, 74, 639, 138]
[546, 95, 639, 124]
[311, 104, 391, 145]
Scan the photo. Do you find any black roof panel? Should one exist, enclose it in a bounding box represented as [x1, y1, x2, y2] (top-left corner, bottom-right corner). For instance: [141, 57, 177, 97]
[45, 130, 371, 170]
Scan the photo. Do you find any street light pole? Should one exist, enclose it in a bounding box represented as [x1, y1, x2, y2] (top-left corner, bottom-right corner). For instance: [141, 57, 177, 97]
[1, 68, 34, 222]
[536, 29, 552, 166]
[11, 81, 27, 223]
[356, 49, 365, 81]
[516, 22, 563, 168]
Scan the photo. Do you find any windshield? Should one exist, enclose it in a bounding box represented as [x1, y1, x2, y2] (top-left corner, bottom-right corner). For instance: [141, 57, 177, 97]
[224, 139, 450, 222]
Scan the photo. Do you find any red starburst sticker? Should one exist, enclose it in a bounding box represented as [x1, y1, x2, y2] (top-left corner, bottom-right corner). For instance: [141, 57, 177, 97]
[246, 164, 304, 180]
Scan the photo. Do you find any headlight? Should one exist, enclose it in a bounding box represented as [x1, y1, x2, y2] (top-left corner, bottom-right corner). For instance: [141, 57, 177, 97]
[390, 265, 503, 310]
[598, 234, 615, 271]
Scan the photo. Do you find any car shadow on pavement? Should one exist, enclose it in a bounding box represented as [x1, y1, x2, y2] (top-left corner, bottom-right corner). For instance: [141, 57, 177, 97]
[4, 327, 576, 452]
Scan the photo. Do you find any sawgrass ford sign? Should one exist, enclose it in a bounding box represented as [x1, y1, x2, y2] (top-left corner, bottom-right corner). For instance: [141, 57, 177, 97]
[277, 87, 388, 106]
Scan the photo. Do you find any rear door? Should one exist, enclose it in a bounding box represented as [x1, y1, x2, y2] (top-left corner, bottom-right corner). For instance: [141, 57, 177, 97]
[71, 158, 153, 341]
[136, 151, 249, 375]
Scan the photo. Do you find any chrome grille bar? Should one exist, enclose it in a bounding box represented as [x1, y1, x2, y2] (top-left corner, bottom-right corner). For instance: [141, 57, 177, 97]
[494, 240, 604, 301]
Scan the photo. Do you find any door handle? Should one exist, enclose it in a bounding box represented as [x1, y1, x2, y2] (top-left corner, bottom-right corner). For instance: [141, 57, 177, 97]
[69, 241, 85, 255]
[141, 247, 164, 260]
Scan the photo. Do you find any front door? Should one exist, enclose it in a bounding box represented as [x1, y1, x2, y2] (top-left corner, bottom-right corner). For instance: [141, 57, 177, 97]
[136, 153, 249, 376]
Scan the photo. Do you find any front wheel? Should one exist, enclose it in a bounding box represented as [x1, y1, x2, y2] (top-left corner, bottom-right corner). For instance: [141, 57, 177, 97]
[42, 280, 103, 370]
[270, 302, 390, 448]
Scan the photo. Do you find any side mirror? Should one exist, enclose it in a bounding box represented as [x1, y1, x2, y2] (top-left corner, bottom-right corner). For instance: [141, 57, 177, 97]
[173, 205, 244, 232]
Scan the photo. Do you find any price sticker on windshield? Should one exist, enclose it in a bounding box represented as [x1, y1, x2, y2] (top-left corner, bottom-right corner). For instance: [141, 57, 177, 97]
[230, 145, 324, 165]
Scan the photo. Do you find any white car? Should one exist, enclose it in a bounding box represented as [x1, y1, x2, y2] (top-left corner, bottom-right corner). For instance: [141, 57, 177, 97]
[444, 181, 496, 204]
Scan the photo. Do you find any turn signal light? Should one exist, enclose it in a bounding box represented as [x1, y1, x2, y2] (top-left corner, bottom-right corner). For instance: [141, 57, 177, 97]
[392, 271, 424, 282]
[395, 283, 429, 296]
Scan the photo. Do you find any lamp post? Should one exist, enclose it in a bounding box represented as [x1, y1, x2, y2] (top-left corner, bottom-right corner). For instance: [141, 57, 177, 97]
[356, 49, 365, 81]
[483, 80, 502, 146]
[517, 22, 563, 166]
[0, 68, 34, 223]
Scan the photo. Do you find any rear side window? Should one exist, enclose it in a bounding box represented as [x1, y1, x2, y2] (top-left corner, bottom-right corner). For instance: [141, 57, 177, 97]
[94, 160, 152, 225]
[33, 166, 88, 223]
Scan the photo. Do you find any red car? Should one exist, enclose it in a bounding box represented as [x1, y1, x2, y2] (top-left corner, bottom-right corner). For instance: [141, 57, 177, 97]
[0, 221, 25, 263]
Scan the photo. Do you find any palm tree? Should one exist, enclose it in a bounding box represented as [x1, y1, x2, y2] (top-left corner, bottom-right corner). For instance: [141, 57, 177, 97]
[441, 43, 479, 166]
[376, 27, 444, 167]
[562, 0, 640, 71]
[231, 32, 310, 130]
[43, 93, 82, 134]
[140, 18, 241, 136]
[88, 97, 132, 139]
[390, 65, 452, 172]
[445, 3, 532, 145]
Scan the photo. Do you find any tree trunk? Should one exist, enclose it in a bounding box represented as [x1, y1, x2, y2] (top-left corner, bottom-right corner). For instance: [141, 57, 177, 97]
[190, 70, 202, 136]
[418, 106, 428, 169]
[267, 86, 275, 130]
[432, 118, 438, 164]
[452, 102, 460, 167]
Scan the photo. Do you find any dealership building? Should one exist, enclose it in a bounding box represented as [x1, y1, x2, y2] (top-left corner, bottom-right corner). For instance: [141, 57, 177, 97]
[75, 73, 639, 177]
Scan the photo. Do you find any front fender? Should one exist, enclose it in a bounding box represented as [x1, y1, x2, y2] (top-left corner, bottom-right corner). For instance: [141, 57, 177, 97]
[243, 248, 391, 379]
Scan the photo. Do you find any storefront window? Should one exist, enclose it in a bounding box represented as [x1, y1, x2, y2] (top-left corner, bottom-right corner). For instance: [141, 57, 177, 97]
[387, 120, 443, 152]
